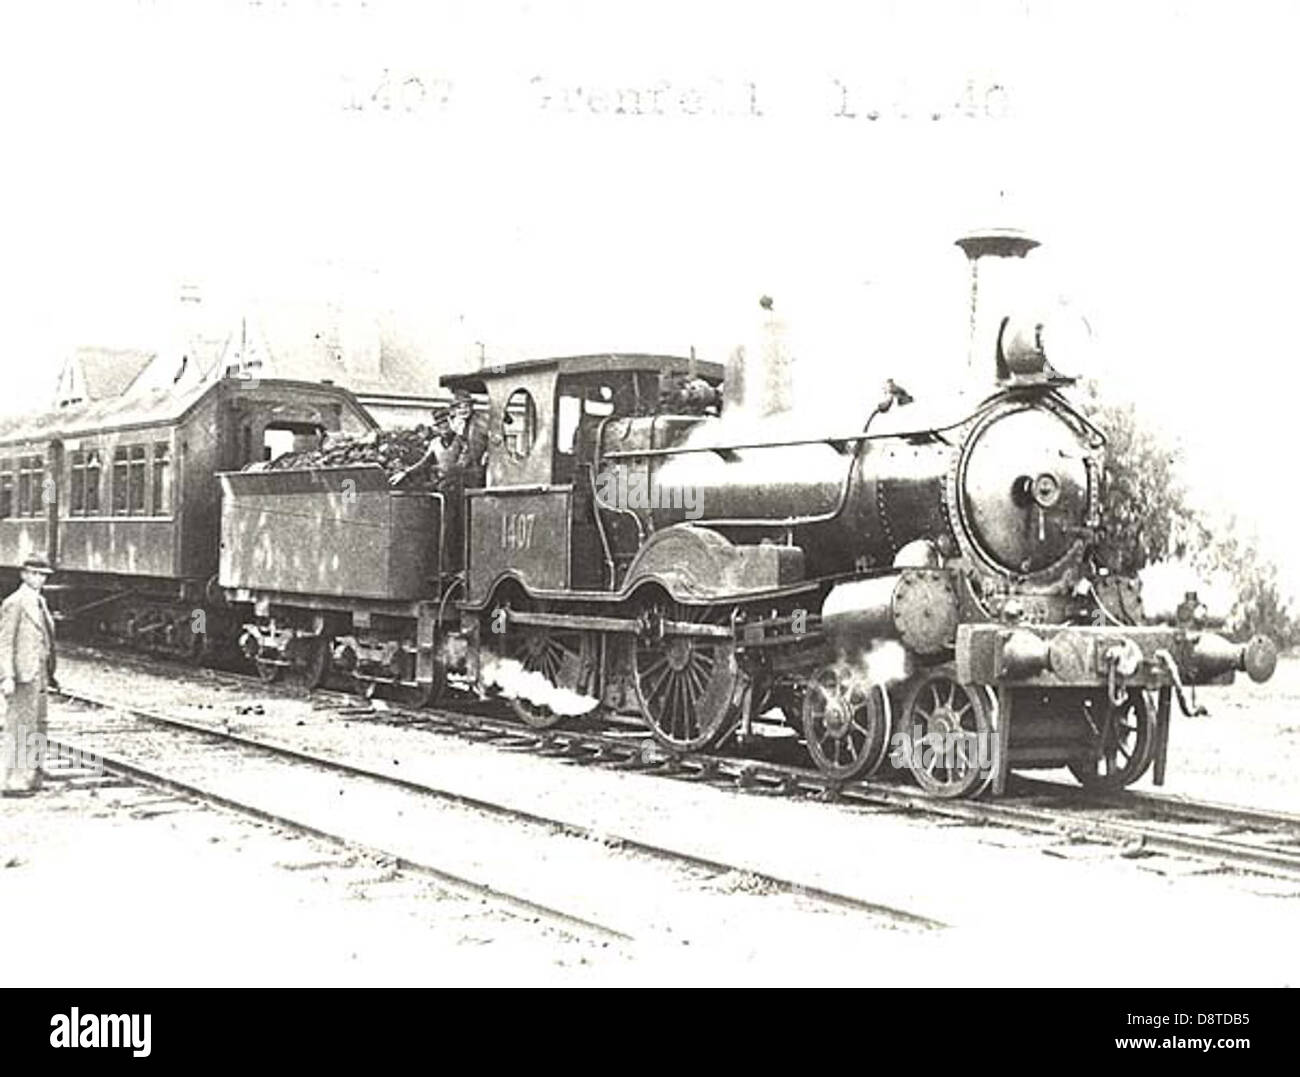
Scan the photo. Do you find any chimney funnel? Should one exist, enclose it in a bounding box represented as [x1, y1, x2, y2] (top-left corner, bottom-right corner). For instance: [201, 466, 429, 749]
[955, 228, 1039, 375]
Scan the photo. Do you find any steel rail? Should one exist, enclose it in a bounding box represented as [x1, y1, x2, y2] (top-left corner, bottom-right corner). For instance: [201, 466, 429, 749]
[50, 685, 943, 930]
[39, 730, 633, 945]
[56, 647, 1300, 880]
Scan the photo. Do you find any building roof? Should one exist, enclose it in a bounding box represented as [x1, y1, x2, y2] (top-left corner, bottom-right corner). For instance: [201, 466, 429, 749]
[441, 353, 724, 392]
[218, 302, 439, 395]
[57, 347, 157, 405]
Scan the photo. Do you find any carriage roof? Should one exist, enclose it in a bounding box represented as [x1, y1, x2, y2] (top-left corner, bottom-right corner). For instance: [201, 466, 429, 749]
[0, 377, 376, 447]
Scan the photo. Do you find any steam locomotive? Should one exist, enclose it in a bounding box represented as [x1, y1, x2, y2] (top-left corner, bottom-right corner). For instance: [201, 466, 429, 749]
[0, 230, 1277, 798]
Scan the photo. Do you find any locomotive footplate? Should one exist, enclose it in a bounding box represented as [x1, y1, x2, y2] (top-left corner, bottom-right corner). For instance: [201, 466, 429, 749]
[503, 607, 733, 639]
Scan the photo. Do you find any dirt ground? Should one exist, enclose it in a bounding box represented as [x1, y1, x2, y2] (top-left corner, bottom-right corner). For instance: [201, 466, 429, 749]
[3, 649, 1295, 987]
[1160, 653, 1300, 812]
[0, 781, 633, 987]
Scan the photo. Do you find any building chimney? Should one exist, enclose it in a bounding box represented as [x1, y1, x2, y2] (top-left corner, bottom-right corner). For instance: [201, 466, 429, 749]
[955, 229, 1039, 375]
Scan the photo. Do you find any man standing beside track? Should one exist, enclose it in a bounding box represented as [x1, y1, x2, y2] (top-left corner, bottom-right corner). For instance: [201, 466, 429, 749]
[0, 555, 57, 797]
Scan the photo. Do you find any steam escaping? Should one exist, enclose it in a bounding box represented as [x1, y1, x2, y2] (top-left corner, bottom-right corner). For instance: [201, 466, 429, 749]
[1137, 560, 1234, 624]
[861, 639, 910, 686]
[830, 640, 911, 697]
[478, 652, 600, 718]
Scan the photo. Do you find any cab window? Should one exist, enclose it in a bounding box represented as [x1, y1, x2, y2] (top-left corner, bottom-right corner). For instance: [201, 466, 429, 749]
[556, 385, 615, 456]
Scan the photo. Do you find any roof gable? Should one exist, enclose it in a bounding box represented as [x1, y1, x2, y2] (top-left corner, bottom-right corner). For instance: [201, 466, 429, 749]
[56, 347, 156, 407]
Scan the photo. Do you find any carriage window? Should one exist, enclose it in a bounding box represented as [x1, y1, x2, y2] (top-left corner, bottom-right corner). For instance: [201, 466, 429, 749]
[502, 388, 538, 460]
[17, 455, 43, 517]
[70, 453, 85, 514]
[152, 443, 171, 514]
[112, 445, 148, 515]
[0, 461, 12, 518]
[263, 423, 321, 464]
[129, 446, 147, 514]
[86, 450, 101, 513]
[70, 449, 102, 516]
[112, 448, 129, 514]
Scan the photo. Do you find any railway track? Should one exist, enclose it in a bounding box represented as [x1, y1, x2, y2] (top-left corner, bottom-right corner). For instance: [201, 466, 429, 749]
[54, 644, 1300, 882]
[46, 683, 942, 942]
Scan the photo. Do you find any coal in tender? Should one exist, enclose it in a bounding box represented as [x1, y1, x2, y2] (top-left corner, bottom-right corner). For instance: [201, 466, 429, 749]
[246, 427, 441, 490]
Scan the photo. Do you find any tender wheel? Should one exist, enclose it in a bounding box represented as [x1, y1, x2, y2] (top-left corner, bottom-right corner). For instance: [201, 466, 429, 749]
[397, 677, 438, 710]
[1067, 690, 1154, 791]
[187, 633, 209, 665]
[500, 613, 598, 730]
[376, 646, 446, 710]
[178, 615, 209, 666]
[900, 671, 996, 799]
[633, 601, 741, 752]
[255, 654, 283, 683]
[303, 636, 331, 690]
[802, 665, 892, 780]
[396, 656, 446, 710]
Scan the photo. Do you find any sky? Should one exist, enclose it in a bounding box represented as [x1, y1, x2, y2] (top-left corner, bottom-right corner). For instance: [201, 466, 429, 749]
[2, 0, 1299, 589]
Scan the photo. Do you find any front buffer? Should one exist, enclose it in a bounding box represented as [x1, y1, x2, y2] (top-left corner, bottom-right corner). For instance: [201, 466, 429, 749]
[955, 622, 1277, 794]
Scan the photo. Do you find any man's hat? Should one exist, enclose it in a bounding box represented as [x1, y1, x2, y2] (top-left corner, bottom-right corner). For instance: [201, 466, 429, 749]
[431, 408, 452, 424]
[21, 555, 53, 574]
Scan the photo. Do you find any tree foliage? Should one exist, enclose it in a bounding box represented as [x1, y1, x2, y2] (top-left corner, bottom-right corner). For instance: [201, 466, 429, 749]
[1076, 381, 1297, 645]
[1076, 384, 1208, 575]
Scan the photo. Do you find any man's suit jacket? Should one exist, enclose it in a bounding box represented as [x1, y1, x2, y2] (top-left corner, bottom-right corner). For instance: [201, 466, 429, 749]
[0, 586, 55, 683]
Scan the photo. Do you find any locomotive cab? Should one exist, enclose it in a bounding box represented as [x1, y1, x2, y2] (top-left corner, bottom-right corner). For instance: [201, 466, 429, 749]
[444, 354, 723, 601]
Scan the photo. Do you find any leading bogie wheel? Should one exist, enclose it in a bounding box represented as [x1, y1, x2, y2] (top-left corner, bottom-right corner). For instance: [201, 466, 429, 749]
[900, 670, 997, 799]
[1067, 690, 1154, 791]
[802, 664, 892, 780]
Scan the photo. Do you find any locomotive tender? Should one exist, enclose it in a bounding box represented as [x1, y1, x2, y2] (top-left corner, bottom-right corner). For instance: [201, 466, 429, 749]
[0, 375, 375, 657]
[2, 231, 1278, 798]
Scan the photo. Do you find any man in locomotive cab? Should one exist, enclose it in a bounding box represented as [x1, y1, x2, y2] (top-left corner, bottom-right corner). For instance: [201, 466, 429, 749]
[390, 409, 461, 490]
[0, 556, 57, 797]
[450, 389, 488, 486]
